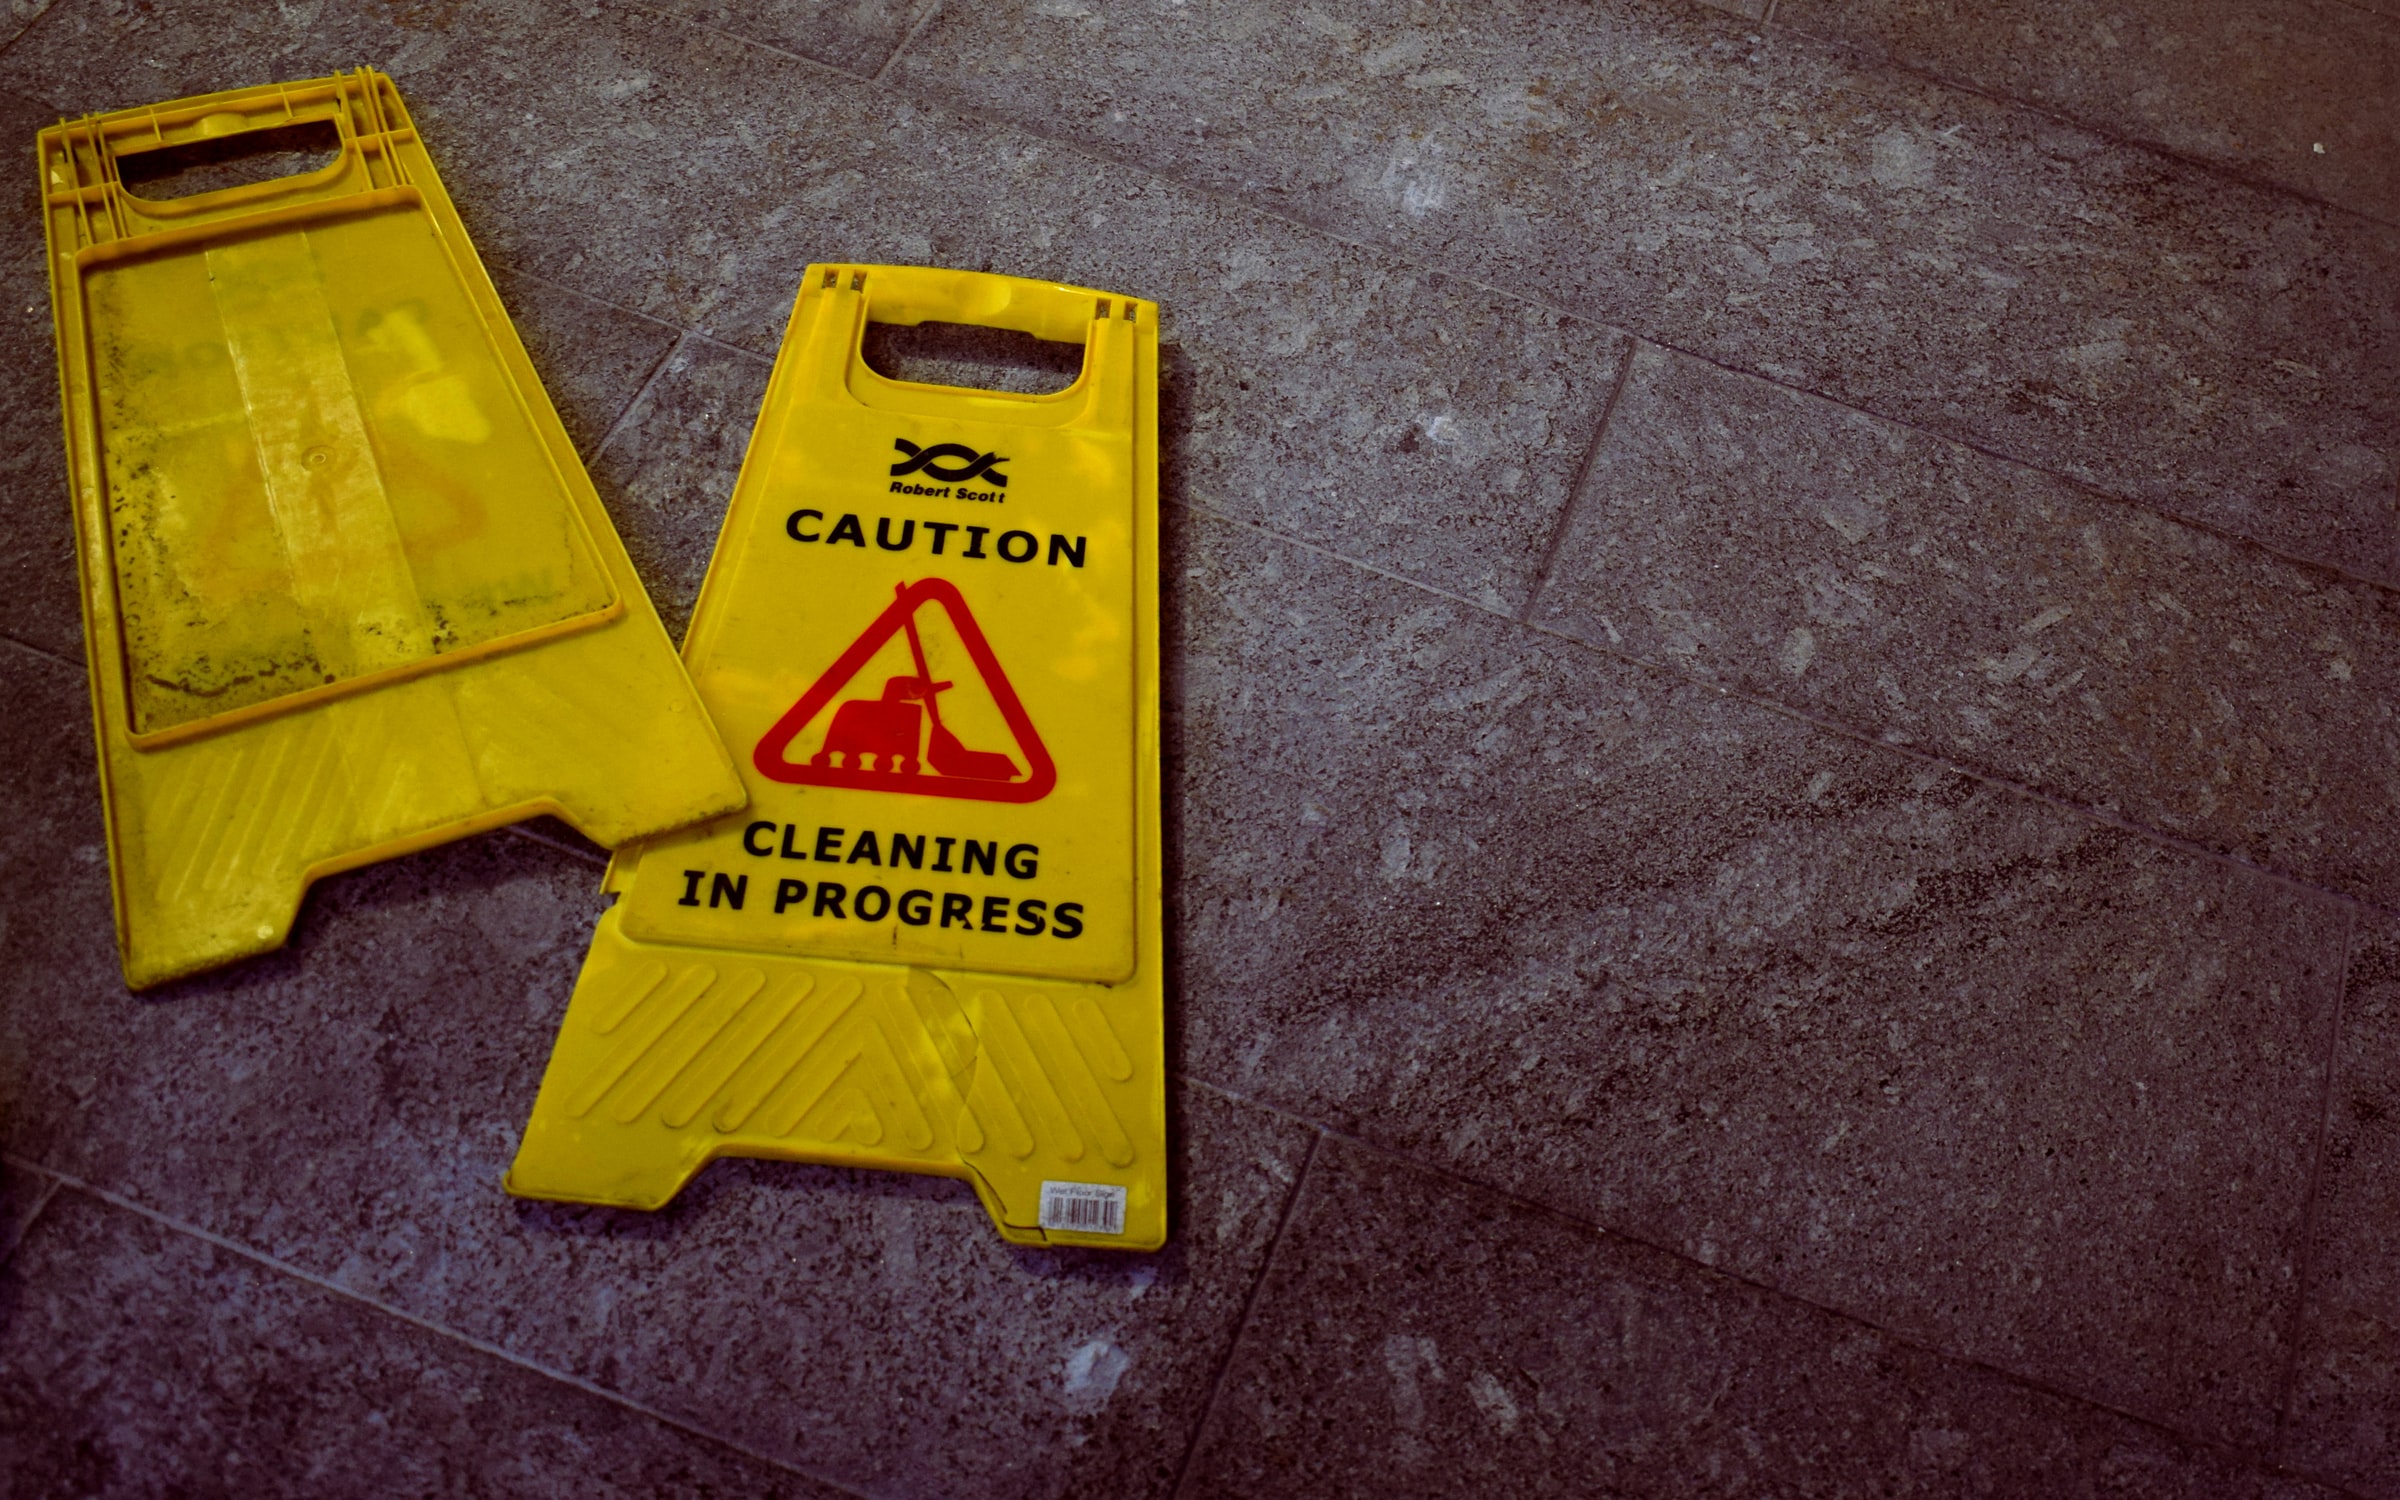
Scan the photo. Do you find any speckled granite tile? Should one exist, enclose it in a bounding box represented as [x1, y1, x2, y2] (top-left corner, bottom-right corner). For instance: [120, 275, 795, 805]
[0, 1160, 57, 1268]
[0, 1192, 846, 1499]
[0, 644, 1315, 1497]
[1774, 0, 2400, 226]
[0, 87, 80, 662]
[1185, 1139, 2337, 1499]
[641, 0, 934, 76]
[2280, 913, 2400, 1495]
[488, 272, 681, 459]
[0, 0, 1629, 609]
[893, 0, 2400, 584]
[0, 633, 1308, 1498]
[1169, 507, 2346, 1446]
[1533, 343, 2400, 907]
[0, 641, 602, 1167]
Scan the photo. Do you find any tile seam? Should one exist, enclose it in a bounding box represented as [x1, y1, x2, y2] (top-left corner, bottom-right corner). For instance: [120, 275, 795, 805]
[1515, 335, 1642, 623]
[1164, 1081, 2368, 1497]
[1178, 495, 1496, 610]
[1166, 1128, 1323, 1500]
[589, 328, 690, 466]
[1177, 494, 2400, 923]
[870, 0, 946, 86]
[685, 325, 778, 366]
[0, 630, 79, 672]
[2269, 903, 2362, 1457]
[1764, 17, 2400, 234]
[608, 0, 855, 82]
[508, 267, 687, 338]
[1, 1163, 885, 1500]
[390, 0, 2400, 604]
[0, 0, 68, 63]
[0, 1170, 62, 1271]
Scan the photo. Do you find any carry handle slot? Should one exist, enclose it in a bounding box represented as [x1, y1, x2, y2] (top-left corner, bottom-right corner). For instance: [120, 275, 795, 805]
[45, 74, 410, 251]
[862, 319, 1084, 396]
[114, 116, 346, 201]
[806, 265, 1143, 428]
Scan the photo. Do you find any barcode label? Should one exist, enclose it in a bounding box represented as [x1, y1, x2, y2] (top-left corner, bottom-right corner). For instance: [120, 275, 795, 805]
[1039, 1180, 1128, 1236]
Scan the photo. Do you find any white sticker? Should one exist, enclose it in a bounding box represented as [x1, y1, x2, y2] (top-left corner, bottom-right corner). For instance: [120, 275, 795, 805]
[1039, 1180, 1128, 1236]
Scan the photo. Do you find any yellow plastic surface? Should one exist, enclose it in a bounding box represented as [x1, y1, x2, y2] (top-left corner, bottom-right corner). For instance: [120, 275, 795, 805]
[39, 71, 746, 989]
[508, 265, 1166, 1250]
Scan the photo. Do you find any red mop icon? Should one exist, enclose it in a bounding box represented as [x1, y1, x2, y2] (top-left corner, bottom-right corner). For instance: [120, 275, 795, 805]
[752, 578, 1057, 804]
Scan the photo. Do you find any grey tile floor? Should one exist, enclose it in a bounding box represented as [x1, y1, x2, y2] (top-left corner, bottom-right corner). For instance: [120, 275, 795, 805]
[0, 0, 2394, 1495]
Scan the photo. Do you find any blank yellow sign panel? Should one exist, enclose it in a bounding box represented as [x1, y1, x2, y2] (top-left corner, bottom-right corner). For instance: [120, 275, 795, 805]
[39, 71, 744, 988]
[508, 265, 1166, 1250]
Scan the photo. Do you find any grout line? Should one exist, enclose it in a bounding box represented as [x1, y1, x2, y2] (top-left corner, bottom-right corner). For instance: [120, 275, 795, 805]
[1167, 1128, 1322, 1500]
[1764, 16, 2400, 236]
[1175, 492, 2400, 924]
[1516, 336, 1641, 624]
[2270, 904, 2361, 1456]
[511, 266, 687, 336]
[871, 0, 945, 86]
[0, 1170, 63, 1271]
[6, 1162, 886, 1500]
[0, 629, 79, 672]
[0, 0, 68, 62]
[612, 0, 840, 83]
[589, 329, 689, 466]
[686, 326, 778, 366]
[1165, 1080, 2372, 1498]
[1178, 494, 1497, 615]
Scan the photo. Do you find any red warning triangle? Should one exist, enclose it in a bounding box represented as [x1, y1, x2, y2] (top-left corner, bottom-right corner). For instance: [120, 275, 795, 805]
[753, 578, 1057, 804]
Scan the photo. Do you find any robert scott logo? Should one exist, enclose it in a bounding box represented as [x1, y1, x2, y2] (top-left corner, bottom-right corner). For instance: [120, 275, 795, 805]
[891, 438, 1008, 489]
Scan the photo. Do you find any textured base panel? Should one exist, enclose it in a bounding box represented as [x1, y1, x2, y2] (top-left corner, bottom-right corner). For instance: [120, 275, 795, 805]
[104, 623, 744, 989]
[506, 906, 1166, 1250]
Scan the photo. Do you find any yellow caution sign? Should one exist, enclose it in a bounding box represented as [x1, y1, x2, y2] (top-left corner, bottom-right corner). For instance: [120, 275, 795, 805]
[38, 71, 746, 989]
[508, 265, 1165, 1249]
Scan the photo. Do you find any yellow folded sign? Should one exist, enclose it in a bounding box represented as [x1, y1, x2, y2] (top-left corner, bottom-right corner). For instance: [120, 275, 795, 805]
[509, 265, 1167, 1249]
[37, 70, 743, 989]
